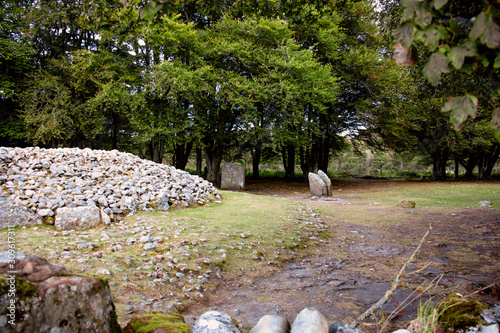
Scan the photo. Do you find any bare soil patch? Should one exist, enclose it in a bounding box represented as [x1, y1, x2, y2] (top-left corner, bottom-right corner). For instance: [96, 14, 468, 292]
[183, 178, 500, 333]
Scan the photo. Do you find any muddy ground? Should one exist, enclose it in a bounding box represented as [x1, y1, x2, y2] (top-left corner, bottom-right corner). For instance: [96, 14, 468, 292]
[182, 178, 500, 333]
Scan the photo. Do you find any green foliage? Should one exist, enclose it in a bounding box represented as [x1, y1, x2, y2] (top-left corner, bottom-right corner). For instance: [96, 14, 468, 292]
[442, 94, 478, 130]
[127, 313, 189, 333]
[437, 293, 486, 333]
[0, 276, 38, 299]
[20, 50, 137, 147]
[393, 0, 500, 133]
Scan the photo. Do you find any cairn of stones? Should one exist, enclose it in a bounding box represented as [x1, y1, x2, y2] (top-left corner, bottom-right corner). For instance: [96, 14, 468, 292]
[0, 147, 221, 229]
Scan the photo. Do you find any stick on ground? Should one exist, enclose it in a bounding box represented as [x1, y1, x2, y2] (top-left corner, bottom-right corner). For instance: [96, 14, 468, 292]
[351, 225, 432, 328]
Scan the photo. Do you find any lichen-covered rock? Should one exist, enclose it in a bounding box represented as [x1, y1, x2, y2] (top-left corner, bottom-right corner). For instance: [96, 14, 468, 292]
[0, 203, 42, 228]
[317, 170, 332, 196]
[0, 253, 121, 333]
[308, 173, 327, 196]
[123, 313, 189, 333]
[54, 206, 101, 230]
[290, 308, 329, 333]
[193, 311, 240, 333]
[221, 163, 245, 190]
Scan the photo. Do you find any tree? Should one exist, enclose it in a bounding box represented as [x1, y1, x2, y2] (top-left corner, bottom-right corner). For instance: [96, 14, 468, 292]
[20, 50, 137, 148]
[0, 0, 35, 146]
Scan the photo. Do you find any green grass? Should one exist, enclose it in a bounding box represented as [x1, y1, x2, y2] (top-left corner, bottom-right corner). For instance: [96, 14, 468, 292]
[338, 182, 500, 210]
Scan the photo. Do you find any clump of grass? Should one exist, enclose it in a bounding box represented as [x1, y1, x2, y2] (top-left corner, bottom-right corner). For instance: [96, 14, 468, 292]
[408, 294, 486, 333]
[408, 298, 448, 333]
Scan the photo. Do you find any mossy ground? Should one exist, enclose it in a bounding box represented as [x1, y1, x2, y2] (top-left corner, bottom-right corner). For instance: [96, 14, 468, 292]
[124, 313, 189, 333]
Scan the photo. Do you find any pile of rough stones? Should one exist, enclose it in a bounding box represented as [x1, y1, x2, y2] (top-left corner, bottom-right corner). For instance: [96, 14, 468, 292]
[0, 147, 222, 229]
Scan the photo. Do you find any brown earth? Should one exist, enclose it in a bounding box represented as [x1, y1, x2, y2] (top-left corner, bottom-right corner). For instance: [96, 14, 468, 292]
[182, 178, 500, 333]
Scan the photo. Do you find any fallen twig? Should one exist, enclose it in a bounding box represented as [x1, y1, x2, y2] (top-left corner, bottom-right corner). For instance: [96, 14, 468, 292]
[351, 225, 432, 328]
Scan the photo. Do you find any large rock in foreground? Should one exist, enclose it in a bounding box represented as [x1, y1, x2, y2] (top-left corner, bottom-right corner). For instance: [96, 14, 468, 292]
[0, 252, 121, 333]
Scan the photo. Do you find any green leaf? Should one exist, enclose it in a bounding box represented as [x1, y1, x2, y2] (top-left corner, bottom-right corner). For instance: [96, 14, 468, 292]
[441, 95, 478, 130]
[414, 25, 449, 49]
[401, 0, 419, 21]
[495, 54, 500, 69]
[433, 0, 448, 10]
[490, 86, 500, 99]
[392, 23, 415, 48]
[423, 53, 450, 85]
[448, 43, 476, 69]
[470, 12, 500, 49]
[449, 17, 459, 32]
[415, 7, 432, 27]
[140, 2, 157, 20]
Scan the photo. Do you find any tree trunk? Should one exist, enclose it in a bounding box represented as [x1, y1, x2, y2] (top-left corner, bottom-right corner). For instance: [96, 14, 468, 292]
[477, 156, 485, 180]
[432, 152, 448, 180]
[282, 144, 295, 180]
[148, 140, 164, 164]
[462, 156, 477, 179]
[173, 142, 193, 170]
[204, 142, 223, 187]
[196, 147, 203, 176]
[251, 143, 262, 179]
[318, 136, 330, 173]
[482, 144, 500, 179]
[299, 146, 310, 178]
[454, 159, 459, 179]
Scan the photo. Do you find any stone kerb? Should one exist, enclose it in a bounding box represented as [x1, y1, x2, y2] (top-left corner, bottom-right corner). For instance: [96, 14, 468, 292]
[221, 162, 245, 190]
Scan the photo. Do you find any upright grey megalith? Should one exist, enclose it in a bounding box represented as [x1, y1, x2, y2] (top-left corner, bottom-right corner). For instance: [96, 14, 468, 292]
[221, 162, 245, 190]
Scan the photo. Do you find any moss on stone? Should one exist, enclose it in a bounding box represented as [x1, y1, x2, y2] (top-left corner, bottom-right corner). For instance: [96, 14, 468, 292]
[125, 313, 189, 333]
[438, 293, 486, 332]
[0, 275, 38, 299]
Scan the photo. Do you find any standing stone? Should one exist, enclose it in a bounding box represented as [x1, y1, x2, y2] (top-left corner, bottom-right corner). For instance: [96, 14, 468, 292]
[54, 206, 101, 230]
[317, 170, 332, 196]
[0, 253, 121, 333]
[193, 311, 240, 333]
[290, 308, 329, 333]
[0, 204, 42, 228]
[250, 315, 290, 333]
[221, 163, 245, 190]
[308, 173, 327, 196]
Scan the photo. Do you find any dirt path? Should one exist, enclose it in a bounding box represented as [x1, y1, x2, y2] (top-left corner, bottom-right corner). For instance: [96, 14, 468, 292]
[183, 179, 500, 333]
